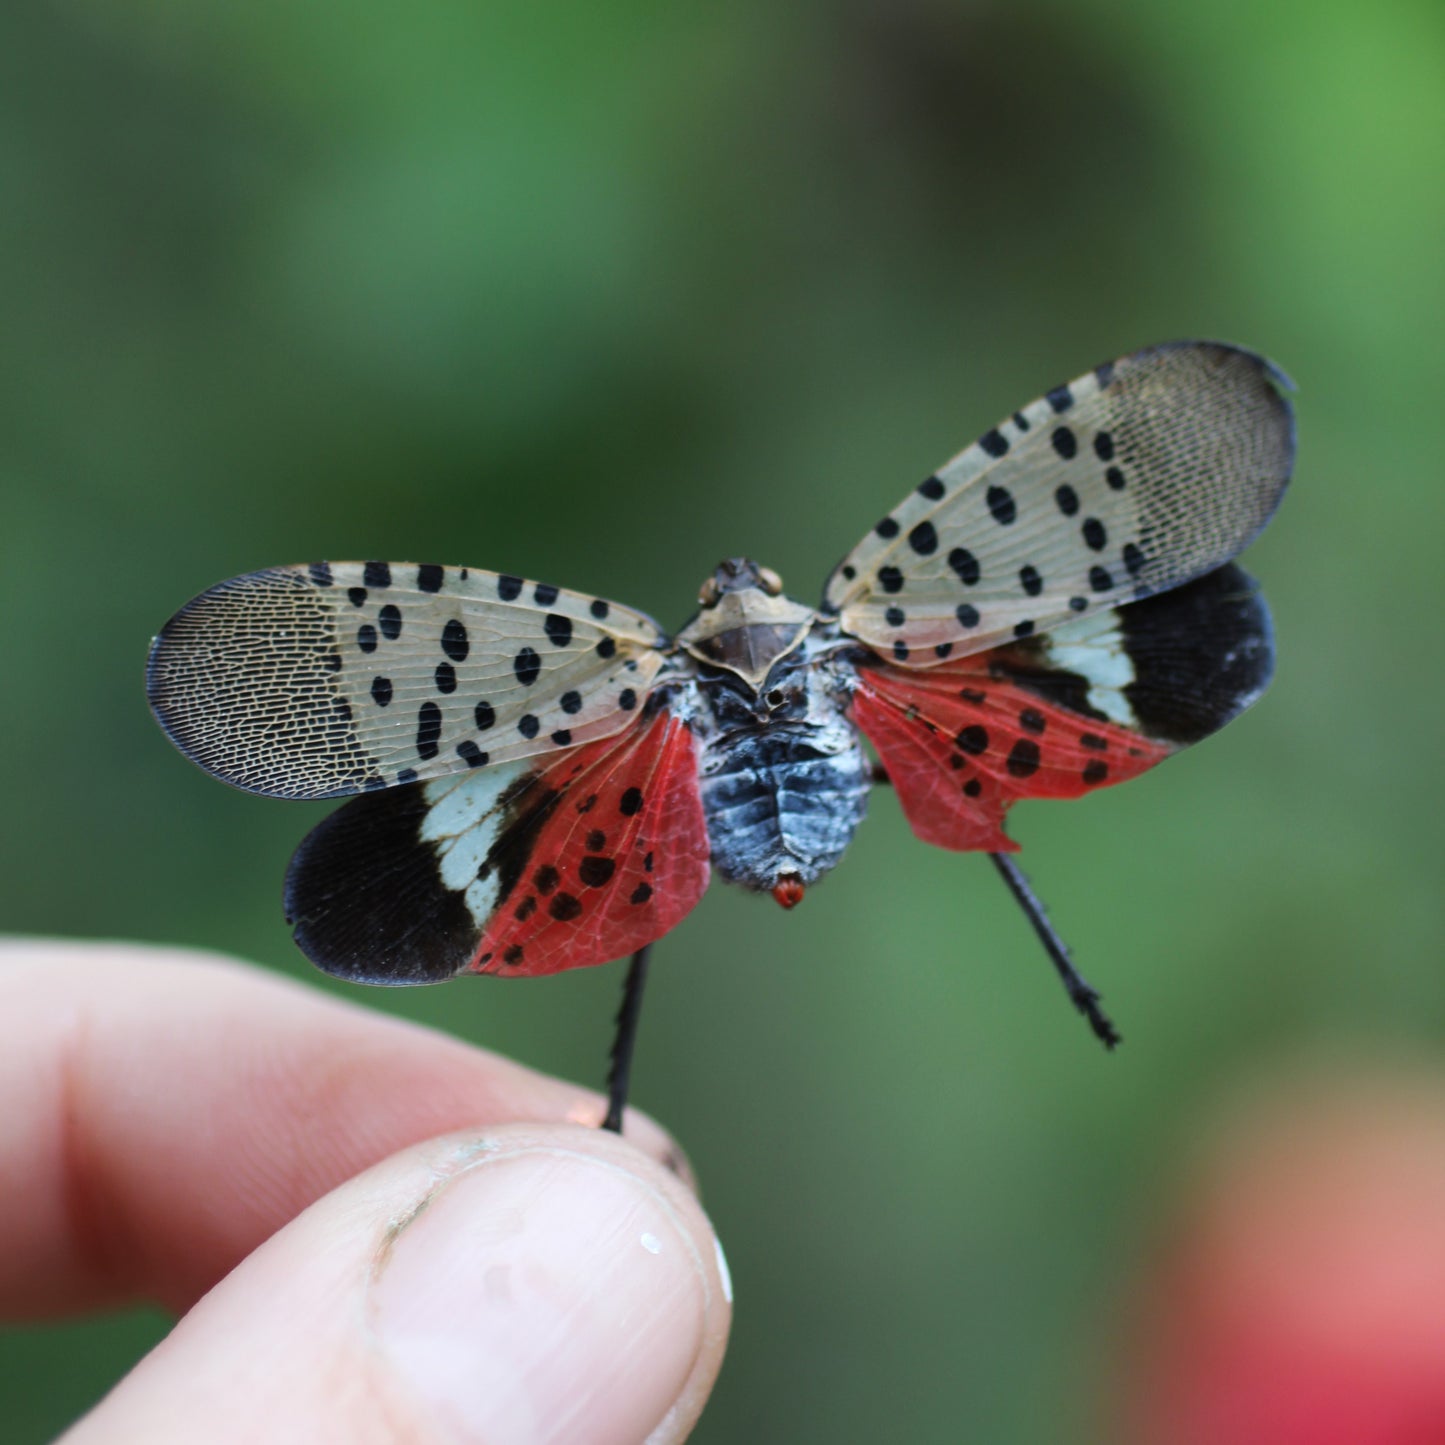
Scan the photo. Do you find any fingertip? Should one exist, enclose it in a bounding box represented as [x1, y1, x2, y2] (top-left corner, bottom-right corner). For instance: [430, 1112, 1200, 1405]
[370, 1125, 729, 1444]
[68, 1123, 731, 1445]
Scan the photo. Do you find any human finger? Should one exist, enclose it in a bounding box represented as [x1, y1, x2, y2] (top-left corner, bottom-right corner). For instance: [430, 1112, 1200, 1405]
[64, 1122, 732, 1445]
[0, 938, 689, 1318]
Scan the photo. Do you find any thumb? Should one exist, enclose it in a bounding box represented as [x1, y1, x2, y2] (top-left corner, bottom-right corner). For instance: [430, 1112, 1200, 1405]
[66, 1123, 732, 1445]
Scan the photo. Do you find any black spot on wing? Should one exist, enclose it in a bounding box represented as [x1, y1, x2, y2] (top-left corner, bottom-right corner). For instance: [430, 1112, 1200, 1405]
[442, 619, 469, 661]
[986, 486, 1017, 525]
[579, 855, 616, 887]
[948, 548, 981, 585]
[907, 520, 938, 556]
[955, 725, 988, 755]
[1006, 739, 1041, 778]
[416, 702, 442, 759]
[548, 893, 583, 921]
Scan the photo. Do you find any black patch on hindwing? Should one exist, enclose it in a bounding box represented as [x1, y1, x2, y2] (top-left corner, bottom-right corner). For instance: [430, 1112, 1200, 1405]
[1116, 563, 1275, 744]
[285, 786, 478, 982]
[988, 564, 1273, 745]
[285, 771, 562, 983]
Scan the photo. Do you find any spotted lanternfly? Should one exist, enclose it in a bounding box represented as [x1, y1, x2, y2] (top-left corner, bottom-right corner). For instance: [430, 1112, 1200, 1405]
[148, 341, 1294, 1130]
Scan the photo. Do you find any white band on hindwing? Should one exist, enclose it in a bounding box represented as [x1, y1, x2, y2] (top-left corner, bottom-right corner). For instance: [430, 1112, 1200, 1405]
[1034, 609, 1138, 728]
[421, 764, 529, 926]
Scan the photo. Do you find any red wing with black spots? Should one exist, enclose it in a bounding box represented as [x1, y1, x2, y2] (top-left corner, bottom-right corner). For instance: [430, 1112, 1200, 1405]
[851, 564, 1274, 852]
[466, 710, 711, 977]
[284, 709, 711, 983]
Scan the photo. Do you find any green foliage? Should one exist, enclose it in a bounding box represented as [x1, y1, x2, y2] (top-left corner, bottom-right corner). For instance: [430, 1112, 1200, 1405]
[2, 1, 1441, 1439]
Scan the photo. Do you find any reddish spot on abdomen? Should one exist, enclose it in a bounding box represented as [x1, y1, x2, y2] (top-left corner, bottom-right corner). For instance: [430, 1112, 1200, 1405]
[772, 875, 805, 909]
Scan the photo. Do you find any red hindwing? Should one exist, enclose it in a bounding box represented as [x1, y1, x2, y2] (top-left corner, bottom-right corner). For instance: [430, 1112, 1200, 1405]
[851, 655, 1172, 853]
[472, 709, 711, 977]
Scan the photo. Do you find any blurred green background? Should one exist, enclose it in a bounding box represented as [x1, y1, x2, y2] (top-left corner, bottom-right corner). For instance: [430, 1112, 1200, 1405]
[3, 0, 1442, 1439]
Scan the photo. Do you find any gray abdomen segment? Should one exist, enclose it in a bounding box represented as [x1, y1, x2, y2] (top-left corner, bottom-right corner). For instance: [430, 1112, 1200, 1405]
[700, 728, 871, 891]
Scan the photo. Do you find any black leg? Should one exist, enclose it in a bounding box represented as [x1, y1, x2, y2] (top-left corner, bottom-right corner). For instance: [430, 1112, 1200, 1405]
[603, 943, 652, 1133]
[989, 852, 1121, 1050]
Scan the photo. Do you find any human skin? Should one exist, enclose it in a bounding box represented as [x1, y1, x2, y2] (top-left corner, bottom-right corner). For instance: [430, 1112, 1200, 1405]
[0, 939, 731, 1444]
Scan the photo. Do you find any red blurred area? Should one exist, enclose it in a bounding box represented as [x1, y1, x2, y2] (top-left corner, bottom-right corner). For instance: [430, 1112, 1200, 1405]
[1118, 1068, 1445, 1445]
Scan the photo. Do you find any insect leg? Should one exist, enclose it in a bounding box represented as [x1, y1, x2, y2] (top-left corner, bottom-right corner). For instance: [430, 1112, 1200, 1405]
[988, 852, 1121, 1050]
[603, 942, 653, 1133]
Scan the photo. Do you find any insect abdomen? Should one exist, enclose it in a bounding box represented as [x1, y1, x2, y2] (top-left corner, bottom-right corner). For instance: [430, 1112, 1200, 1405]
[701, 729, 870, 891]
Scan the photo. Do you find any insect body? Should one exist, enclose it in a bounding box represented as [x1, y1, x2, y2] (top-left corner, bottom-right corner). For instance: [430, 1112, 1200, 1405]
[679, 562, 871, 903]
[148, 341, 1295, 1129]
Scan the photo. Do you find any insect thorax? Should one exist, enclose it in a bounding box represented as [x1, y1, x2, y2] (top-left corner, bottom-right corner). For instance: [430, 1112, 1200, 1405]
[672, 568, 871, 893]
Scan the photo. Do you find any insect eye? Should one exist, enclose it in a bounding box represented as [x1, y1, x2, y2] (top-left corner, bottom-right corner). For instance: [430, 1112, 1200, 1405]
[698, 577, 721, 607]
[757, 566, 784, 596]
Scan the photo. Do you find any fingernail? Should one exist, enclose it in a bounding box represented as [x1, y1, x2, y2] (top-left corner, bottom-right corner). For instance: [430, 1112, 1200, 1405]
[370, 1144, 711, 1444]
